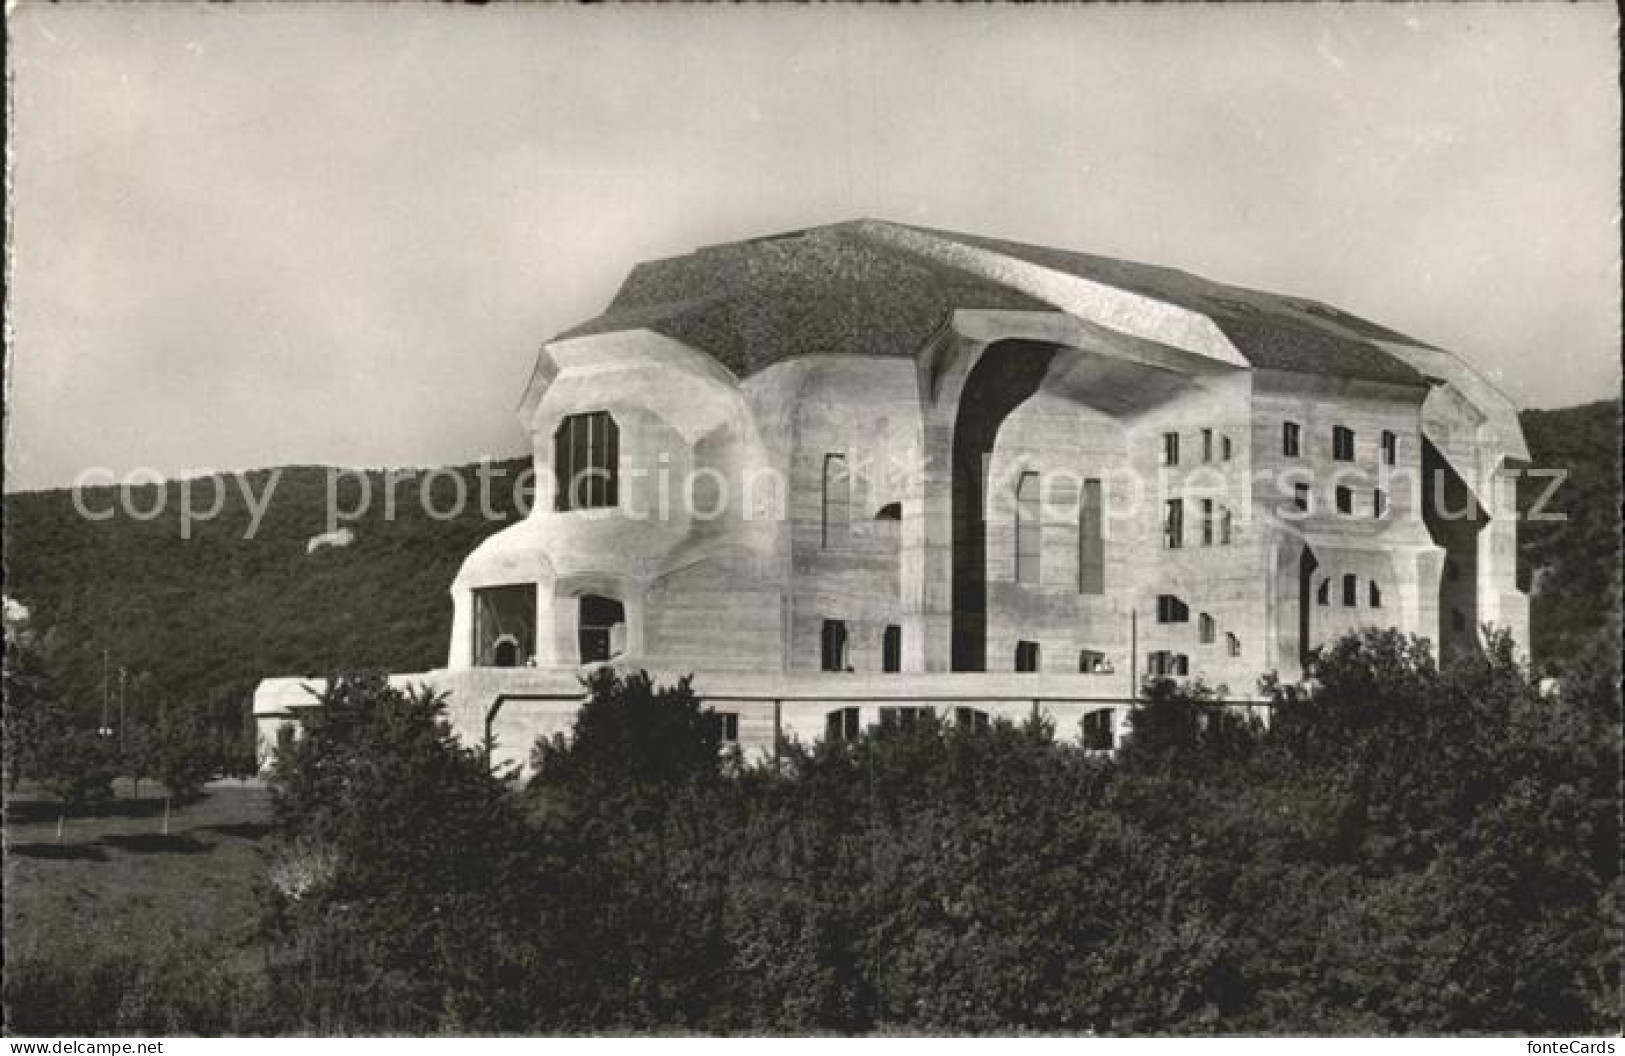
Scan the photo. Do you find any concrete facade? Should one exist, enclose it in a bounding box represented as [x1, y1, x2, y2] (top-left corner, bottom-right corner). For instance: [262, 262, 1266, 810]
[254, 220, 1529, 772]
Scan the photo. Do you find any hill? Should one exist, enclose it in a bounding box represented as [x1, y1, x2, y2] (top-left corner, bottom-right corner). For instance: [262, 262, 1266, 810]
[2, 459, 531, 743]
[2, 398, 1618, 739]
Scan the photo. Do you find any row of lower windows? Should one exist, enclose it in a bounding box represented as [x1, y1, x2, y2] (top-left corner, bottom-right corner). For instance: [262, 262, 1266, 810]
[1162, 428, 1234, 467]
[1283, 421, 1399, 465]
[1293, 485, 1388, 517]
[825, 705, 1116, 750]
[1316, 574, 1383, 608]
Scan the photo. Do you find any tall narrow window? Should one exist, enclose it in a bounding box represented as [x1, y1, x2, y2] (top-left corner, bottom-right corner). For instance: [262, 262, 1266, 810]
[1317, 579, 1331, 606]
[882, 625, 902, 673]
[1201, 499, 1215, 546]
[1163, 432, 1180, 466]
[1163, 498, 1184, 549]
[1222, 435, 1233, 461]
[1333, 426, 1355, 462]
[578, 594, 626, 664]
[1078, 479, 1104, 594]
[821, 454, 849, 547]
[1336, 486, 1354, 515]
[1015, 472, 1041, 585]
[1220, 506, 1234, 545]
[821, 619, 848, 672]
[1156, 594, 1190, 624]
[1381, 430, 1398, 466]
[1201, 428, 1214, 462]
[1283, 421, 1301, 457]
[1014, 640, 1040, 673]
[1342, 574, 1358, 607]
[1369, 581, 1383, 608]
[1226, 632, 1241, 657]
[1082, 708, 1115, 751]
[1198, 613, 1216, 644]
[554, 411, 619, 511]
[1373, 489, 1387, 519]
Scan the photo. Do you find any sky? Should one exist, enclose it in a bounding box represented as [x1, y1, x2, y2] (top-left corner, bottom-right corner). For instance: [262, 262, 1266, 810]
[5, 3, 1619, 491]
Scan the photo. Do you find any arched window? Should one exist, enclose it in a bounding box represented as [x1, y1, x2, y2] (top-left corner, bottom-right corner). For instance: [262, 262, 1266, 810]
[822, 454, 850, 547]
[1198, 613, 1216, 644]
[1317, 579, 1331, 606]
[1226, 632, 1241, 657]
[1016, 472, 1041, 584]
[554, 411, 619, 511]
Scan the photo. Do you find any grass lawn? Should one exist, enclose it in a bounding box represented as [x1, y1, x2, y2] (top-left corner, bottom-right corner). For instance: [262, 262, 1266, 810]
[3, 781, 272, 964]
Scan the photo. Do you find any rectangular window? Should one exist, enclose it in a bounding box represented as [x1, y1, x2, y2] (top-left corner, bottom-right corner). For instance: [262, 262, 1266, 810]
[1163, 432, 1180, 466]
[1156, 594, 1189, 624]
[1333, 426, 1355, 462]
[472, 584, 538, 667]
[554, 411, 619, 511]
[1015, 471, 1041, 585]
[1293, 483, 1311, 513]
[1163, 498, 1184, 549]
[1226, 632, 1241, 657]
[1343, 574, 1358, 607]
[1079, 649, 1108, 673]
[820, 619, 848, 672]
[955, 707, 991, 732]
[821, 454, 850, 547]
[1220, 506, 1233, 545]
[1369, 581, 1383, 608]
[1014, 640, 1041, 673]
[882, 625, 902, 673]
[1082, 708, 1115, 751]
[1381, 430, 1397, 466]
[1373, 489, 1387, 519]
[1222, 435, 1233, 461]
[1336, 486, 1353, 515]
[1317, 579, 1330, 606]
[1198, 612, 1216, 644]
[714, 711, 740, 743]
[825, 706, 861, 743]
[1201, 499, 1214, 546]
[1283, 422, 1301, 457]
[1201, 428, 1214, 462]
[1147, 651, 1190, 677]
[879, 706, 930, 731]
[1078, 479, 1104, 594]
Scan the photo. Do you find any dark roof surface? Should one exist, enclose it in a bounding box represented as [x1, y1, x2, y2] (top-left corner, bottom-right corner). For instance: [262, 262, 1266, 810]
[557, 220, 1430, 385]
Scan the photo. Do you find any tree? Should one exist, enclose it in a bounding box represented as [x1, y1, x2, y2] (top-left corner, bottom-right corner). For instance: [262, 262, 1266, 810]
[146, 704, 221, 834]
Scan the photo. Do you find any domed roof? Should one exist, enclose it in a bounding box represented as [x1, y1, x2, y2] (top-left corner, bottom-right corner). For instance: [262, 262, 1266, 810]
[556, 218, 1436, 385]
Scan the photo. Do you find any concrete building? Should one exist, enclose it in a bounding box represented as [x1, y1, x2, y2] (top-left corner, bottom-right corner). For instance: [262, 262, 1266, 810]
[255, 220, 1529, 771]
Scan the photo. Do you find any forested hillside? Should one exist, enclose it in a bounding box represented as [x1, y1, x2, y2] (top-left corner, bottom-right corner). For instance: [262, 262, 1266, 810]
[3, 459, 530, 739]
[1517, 398, 1623, 670]
[2, 397, 1618, 738]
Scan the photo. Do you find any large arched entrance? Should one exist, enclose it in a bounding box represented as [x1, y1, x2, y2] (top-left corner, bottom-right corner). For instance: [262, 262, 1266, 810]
[949, 340, 1058, 671]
